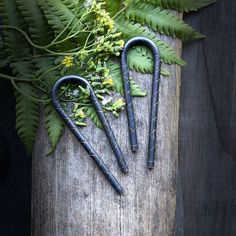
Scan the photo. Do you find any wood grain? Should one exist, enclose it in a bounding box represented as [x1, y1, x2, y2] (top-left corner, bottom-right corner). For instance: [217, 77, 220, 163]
[176, 0, 236, 235]
[32, 33, 182, 236]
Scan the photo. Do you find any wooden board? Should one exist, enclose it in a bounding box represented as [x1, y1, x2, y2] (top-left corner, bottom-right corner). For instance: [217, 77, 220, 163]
[32, 34, 182, 236]
[176, 0, 236, 235]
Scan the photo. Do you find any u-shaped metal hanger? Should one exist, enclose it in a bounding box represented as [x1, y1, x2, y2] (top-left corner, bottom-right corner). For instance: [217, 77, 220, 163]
[51, 75, 128, 194]
[121, 36, 161, 169]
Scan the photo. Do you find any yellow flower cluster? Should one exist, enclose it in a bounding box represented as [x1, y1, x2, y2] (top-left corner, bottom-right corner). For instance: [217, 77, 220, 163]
[96, 9, 115, 31]
[113, 98, 125, 109]
[116, 39, 125, 48]
[77, 110, 86, 119]
[62, 56, 74, 68]
[102, 78, 114, 87]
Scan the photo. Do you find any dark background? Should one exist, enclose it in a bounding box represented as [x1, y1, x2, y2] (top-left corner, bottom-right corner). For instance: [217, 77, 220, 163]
[0, 0, 235, 235]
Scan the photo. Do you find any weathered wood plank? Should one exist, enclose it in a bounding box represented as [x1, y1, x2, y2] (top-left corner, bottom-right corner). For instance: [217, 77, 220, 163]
[176, 0, 236, 235]
[32, 32, 182, 236]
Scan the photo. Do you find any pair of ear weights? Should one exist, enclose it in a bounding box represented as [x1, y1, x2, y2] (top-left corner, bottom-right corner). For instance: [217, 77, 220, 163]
[51, 37, 161, 195]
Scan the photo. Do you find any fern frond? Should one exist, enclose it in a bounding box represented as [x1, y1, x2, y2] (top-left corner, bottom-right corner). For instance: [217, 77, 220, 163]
[37, 0, 84, 36]
[14, 83, 39, 154]
[33, 57, 59, 88]
[15, 0, 53, 45]
[45, 103, 65, 154]
[36, 0, 76, 49]
[126, 2, 204, 41]
[115, 16, 185, 65]
[34, 57, 65, 152]
[61, 0, 85, 14]
[11, 61, 39, 154]
[143, 0, 217, 12]
[0, 0, 30, 59]
[84, 106, 102, 129]
[0, 35, 9, 68]
[127, 47, 170, 76]
[104, 0, 122, 17]
[107, 61, 147, 96]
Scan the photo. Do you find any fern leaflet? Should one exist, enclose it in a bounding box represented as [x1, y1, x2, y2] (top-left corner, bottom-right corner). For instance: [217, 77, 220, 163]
[143, 0, 217, 12]
[0, 0, 30, 59]
[15, 0, 52, 45]
[34, 57, 65, 153]
[115, 15, 185, 65]
[107, 61, 147, 96]
[126, 2, 204, 41]
[84, 106, 102, 129]
[11, 61, 39, 154]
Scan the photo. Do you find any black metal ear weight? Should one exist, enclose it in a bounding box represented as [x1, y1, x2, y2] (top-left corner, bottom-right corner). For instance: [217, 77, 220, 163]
[51, 75, 128, 195]
[51, 37, 161, 195]
[121, 37, 161, 169]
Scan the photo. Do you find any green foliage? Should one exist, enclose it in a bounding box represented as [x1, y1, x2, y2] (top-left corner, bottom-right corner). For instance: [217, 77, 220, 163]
[0, 0, 216, 154]
[103, 0, 122, 17]
[60, 0, 85, 14]
[12, 62, 39, 154]
[142, 0, 217, 12]
[0, 35, 9, 68]
[15, 84, 39, 154]
[84, 106, 102, 129]
[125, 2, 204, 41]
[45, 104, 65, 154]
[127, 46, 170, 76]
[34, 57, 65, 153]
[15, 0, 52, 45]
[115, 15, 186, 65]
[0, 0, 30, 59]
[36, 0, 76, 49]
[107, 61, 147, 96]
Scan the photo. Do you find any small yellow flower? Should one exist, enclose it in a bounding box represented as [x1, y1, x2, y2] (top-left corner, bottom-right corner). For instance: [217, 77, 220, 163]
[107, 19, 114, 30]
[62, 56, 74, 68]
[102, 78, 114, 86]
[117, 39, 125, 48]
[112, 98, 125, 111]
[78, 110, 86, 119]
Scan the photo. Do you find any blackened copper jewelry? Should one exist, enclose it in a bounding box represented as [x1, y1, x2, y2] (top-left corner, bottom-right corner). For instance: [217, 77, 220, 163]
[51, 75, 128, 194]
[121, 37, 161, 169]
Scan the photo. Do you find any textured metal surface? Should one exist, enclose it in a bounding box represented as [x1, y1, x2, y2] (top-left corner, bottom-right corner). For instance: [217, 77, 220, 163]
[51, 75, 128, 194]
[121, 37, 161, 168]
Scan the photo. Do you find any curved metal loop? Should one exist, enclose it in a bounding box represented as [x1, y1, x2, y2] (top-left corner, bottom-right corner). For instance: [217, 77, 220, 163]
[121, 36, 161, 169]
[51, 75, 128, 194]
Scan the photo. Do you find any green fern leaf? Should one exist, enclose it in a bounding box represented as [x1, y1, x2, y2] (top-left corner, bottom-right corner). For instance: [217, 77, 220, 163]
[15, 0, 53, 45]
[84, 106, 102, 129]
[37, 0, 86, 38]
[143, 0, 217, 12]
[0, 35, 9, 68]
[33, 57, 60, 88]
[61, 0, 82, 13]
[45, 103, 65, 154]
[34, 57, 65, 152]
[11, 61, 39, 154]
[107, 61, 147, 96]
[126, 2, 204, 41]
[115, 15, 185, 65]
[36, 0, 77, 49]
[104, 0, 122, 17]
[15, 84, 39, 154]
[127, 46, 170, 76]
[0, 0, 30, 59]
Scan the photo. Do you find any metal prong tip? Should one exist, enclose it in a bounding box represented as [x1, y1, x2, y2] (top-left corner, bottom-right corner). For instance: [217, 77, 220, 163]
[147, 162, 154, 169]
[131, 145, 138, 153]
[121, 165, 129, 173]
[115, 186, 124, 195]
